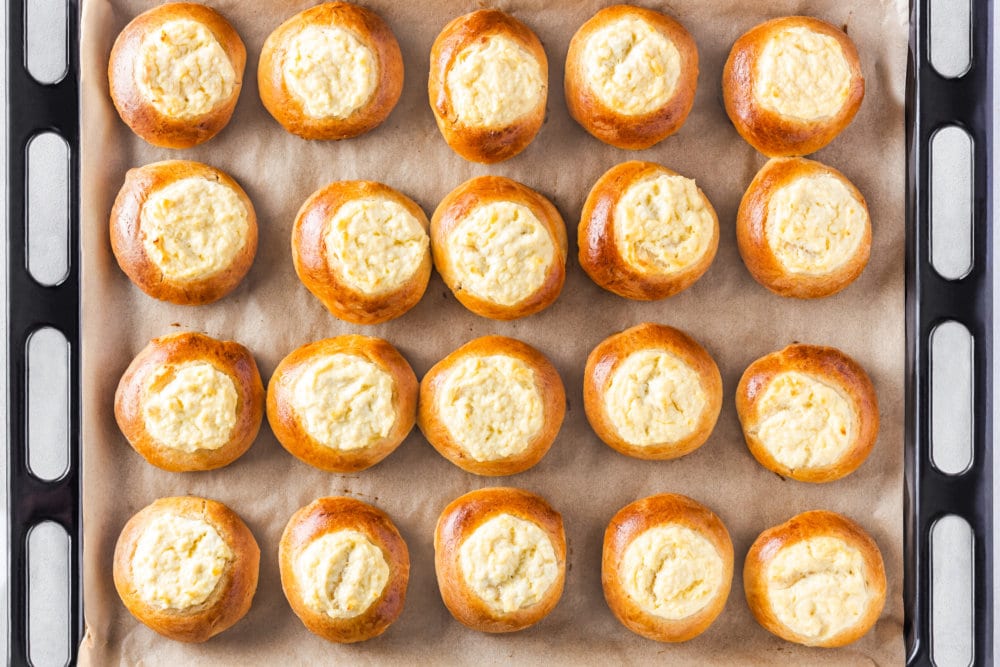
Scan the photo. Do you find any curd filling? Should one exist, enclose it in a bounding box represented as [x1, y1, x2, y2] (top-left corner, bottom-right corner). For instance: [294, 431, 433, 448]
[295, 530, 390, 618]
[142, 362, 238, 452]
[754, 27, 852, 120]
[283, 24, 377, 119]
[446, 35, 544, 127]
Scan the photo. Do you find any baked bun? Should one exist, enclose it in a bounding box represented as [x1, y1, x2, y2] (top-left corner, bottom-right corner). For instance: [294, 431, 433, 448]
[113, 496, 260, 642]
[723, 16, 864, 157]
[109, 3, 245, 148]
[115, 332, 264, 472]
[584, 323, 722, 460]
[267, 336, 417, 472]
[434, 487, 566, 632]
[737, 157, 871, 298]
[292, 180, 431, 324]
[110, 160, 258, 305]
[418, 336, 565, 476]
[258, 2, 403, 140]
[603, 494, 733, 642]
[431, 176, 567, 320]
[279, 497, 409, 643]
[565, 6, 698, 150]
[736, 344, 879, 483]
[429, 10, 548, 163]
[579, 161, 719, 300]
[744, 510, 887, 647]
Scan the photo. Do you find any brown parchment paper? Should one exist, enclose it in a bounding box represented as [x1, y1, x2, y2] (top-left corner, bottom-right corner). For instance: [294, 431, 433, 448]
[78, 0, 909, 664]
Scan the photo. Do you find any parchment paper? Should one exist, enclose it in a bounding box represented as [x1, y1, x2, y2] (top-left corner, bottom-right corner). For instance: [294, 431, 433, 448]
[78, 1, 909, 664]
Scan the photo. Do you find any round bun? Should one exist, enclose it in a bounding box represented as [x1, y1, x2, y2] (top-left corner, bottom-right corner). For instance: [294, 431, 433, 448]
[565, 5, 698, 150]
[258, 2, 403, 140]
[113, 496, 260, 642]
[584, 323, 722, 460]
[736, 344, 879, 483]
[267, 336, 417, 472]
[603, 493, 733, 642]
[109, 2, 245, 148]
[279, 497, 409, 643]
[429, 10, 548, 163]
[292, 180, 431, 324]
[579, 161, 719, 300]
[114, 332, 263, 472]
[744, 510, 887, 647]
[737, 157, 871, 298]
[110, 160, 258, 305]
[723, 16, 864, 157]
[434, 487, 566, 633]
[418, 336, 566, 476]
[431, 176, 567, 320]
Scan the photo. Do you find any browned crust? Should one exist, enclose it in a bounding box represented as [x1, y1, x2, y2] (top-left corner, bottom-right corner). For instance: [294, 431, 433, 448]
[266, 336, 417, 472]
[735, 344, 879, 483]
[114, 332, 264, 472]
[258, 2, 404, 140]
[431, 176, 567, 320]
[112, 496, 260, 642]
[736, 157, 872, 298]
[109, 160, 258, 305]
[722, 16, 865, 157]
[279, 497, 410, 643]
[602, 493, 734, 642]
[743, 510, 888, 647]
[428, 9, 548, 163]
[291, 180, 431, 325]
[434, 487, 566, 633]
[579, 161, 719, 300]
[417, 336, 566, 476]
[565, 5, 699, 150]
[108, 3, 246, 148]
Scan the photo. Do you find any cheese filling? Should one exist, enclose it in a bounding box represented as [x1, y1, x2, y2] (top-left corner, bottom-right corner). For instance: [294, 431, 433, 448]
[754, 27, 852, 120]
[283, 24, 377, 119]
[295, 530, 390, 619]
[446, 35, 545, 127]
[142, 362, 239, 453]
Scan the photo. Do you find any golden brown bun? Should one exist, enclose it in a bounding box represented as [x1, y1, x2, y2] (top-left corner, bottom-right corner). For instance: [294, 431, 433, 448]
[110, 160, 258, 305]
[735, 344, 879, 482]
[418, 336, 566, 476]
[723, 16, 864, 157]
[292, 180, 431, 324]
[565, 6, 699, 150]
[434, 487, 566, 632]
[113, 496, 260, 642]
[114, 332, 263, 472]
[743, 510, 887, 647]
[431, 176, 567, 320]
[429, 10, 548, 163]
[266, 336, 417, 472]
[279, 497, 409, 643]
[109, 3, 245, 148]
[258, 2, 403, 140]
[584, 323, 723, 460]
[579, 161, 719, 300]
[602, 494, 733, 642]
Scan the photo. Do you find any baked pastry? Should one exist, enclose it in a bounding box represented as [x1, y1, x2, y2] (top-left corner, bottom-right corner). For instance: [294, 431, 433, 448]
[267, 336, 417, 472]
[109, 3, 245, 148]
[292, 180, 431, 324]
[418, 336, 565, 476]
[258, 2, 403, 140]
[603, 493, 733, 642]
[565, 6, 699, 150]
[279, 497, 409, 643]
[431, 176, 567, 320]
[737, 157, 871, 298]
[736, 344, 879, 483]
[584, 323, 722, 460]
[723, 16, 865, 157]
[744, 510, 887, 647]
[115, 332, 264, 472]
[110, 160, 258, 305]
[579, 161, 719, 300]
[429, 10, 547, 163]
[113, 496, 260, 642]
[434, 487, 566, 633]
